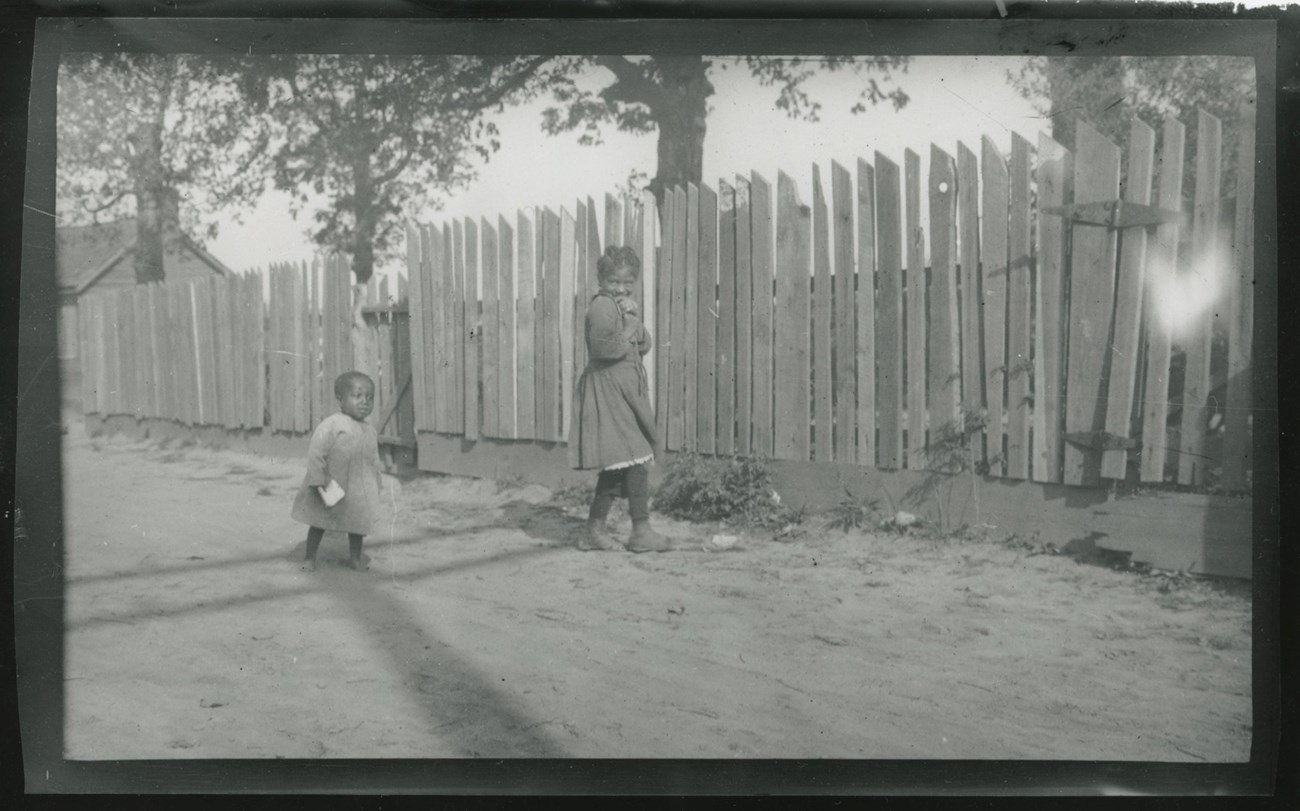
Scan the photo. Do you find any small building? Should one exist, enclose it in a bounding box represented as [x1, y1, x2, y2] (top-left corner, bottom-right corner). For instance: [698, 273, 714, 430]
[58, 218, 235, 407]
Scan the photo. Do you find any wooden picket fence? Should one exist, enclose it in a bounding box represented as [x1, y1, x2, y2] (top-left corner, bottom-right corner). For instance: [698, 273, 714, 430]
[78, 256, 416, 450]
[408, 110, 1255, 492]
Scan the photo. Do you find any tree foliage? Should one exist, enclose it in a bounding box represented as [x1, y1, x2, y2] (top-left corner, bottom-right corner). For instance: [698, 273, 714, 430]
[57, 53, 272, 282]
[252, 54, 547, 283]
[532, 55, 910, 199]
[1007, 55, 1255, 193]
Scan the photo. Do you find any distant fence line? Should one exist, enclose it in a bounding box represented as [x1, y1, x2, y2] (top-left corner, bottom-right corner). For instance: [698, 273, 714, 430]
[78, 109, 1253, 493]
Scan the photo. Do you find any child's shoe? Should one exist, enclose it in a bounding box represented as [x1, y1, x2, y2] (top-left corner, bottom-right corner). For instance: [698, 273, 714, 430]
[577, 519, 622, 551]
[626, 520, 671, 553]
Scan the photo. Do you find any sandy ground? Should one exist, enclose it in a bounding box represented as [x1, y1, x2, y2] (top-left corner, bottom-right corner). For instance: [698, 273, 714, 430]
[62, 422, 1252, 761]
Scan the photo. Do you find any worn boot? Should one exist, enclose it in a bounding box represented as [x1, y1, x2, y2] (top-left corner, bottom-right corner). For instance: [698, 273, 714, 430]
[623, 464, 670, 553]
[577, 471, 624, 551]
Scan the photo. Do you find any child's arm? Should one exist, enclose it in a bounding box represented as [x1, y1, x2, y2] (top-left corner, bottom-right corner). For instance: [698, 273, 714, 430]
[303, 420, 336, 489]
[586, 296, 639, 361]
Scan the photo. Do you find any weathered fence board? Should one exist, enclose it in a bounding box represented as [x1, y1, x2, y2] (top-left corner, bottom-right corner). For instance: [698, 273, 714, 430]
[405, 227, 428, 432]
[717, 179, 738, 457]
[812, 165, 834, 463]
[831, 161, 855, 464]
[875, 153, 904, 470]
[1063, 120, 1122, 487]
[515, 211, 537, 439]
[927, 146, 961, 463]
[1222, 112, 1255, 491]
[774, 171, 811, 462]
[559, 209, 576, 442]
[453, 221, 467, 434]
[981, 137, 1009, 476]
[684, 184, 701, 451]
[904, 149, 926, 470]
[668, 185, 689, 451]
[750, 173, 775, 458]
[957, 143, 982, 431]
[497, 216, 517, 439]
[697, 182, 718, 454]
[655, 190, 675, 451]
[1006, 134, 1034, 479]
[540, 208, 561, 440]
[1032, 134, 1073, 483]
[481, 219, 500, 439]
[464, 218, 481, 442]
[638, 191, 658, 406]
[1178, 110, 1223, 486]
[734, 175, 754, 457]
[1100, 119, 1155, 480]
[856, 159, 877, 467]
[574, 201, 589, 385]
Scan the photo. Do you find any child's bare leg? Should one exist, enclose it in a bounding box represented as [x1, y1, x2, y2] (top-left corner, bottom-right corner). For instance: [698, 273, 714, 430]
[348, 533, 368, 571]
[302, 526, 325, 571]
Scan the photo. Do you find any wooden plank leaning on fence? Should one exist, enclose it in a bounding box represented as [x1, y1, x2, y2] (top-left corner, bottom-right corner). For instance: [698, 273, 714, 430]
[874, 153, 904, 470]
[750, 173, 775, 458]
[1100, 119, 1156, 481]
[1063, 120, 1123, 487]
[774, 170, 811, 462]
[516, 210, 537, 439]
[981, 137, 1010, 476]
[464, 217, 481, 441]
[1032, 134, 1073, 483]
[855, 160, 877, 468]
[812, 165, 833, 463]
[497, 216, 517, 439]
[697, 182, 719, 454]
[831, 161, 855, 465]
[1178, 109, 1223, 487]
[1221, 110, 1255, 492]
[904, 149, 926, 471]
[718, 180, 738, 457]
[668, 186, 689, 451]
[481, 218, 500, 439]
[928, 146, 960, 468]
[684, 184, 701, 451]
[559, 209, 576, 442]
[1006, 135, 1034, 479]
[733, 176, 754, 457]
[1137, 120, 1187, 484]
[957, 143, 982, 461]
[406, 226, 428, 432]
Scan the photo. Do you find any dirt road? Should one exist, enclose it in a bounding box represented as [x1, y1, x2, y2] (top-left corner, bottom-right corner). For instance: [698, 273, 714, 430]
[62, 425, 1252, 760]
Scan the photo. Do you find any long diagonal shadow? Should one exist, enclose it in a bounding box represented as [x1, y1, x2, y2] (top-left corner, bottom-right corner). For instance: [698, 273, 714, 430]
[66, 524, 505, 587]
[325, 568, 572, 757]
[65, 543, 567, 631]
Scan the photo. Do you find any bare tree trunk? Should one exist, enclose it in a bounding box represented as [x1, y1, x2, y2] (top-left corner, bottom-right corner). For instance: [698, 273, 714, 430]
[129, 56, 179, 285]
[646, 56, 712, 203]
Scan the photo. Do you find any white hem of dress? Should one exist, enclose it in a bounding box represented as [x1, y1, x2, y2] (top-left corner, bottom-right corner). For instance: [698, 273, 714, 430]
[602, 453, 655, 472]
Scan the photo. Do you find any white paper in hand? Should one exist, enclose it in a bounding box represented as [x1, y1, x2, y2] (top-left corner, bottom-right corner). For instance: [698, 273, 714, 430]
[319, 479, 345, 507]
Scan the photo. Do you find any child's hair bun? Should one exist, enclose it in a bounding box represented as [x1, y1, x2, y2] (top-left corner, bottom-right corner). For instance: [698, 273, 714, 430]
[596, 245, 641, 279]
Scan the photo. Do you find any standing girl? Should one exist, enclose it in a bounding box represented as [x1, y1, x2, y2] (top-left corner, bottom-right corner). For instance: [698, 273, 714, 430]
[568, 246, 670, 553]
[291, 371, 384, 571]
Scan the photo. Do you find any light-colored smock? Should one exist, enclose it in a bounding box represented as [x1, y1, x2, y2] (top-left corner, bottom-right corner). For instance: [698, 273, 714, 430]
[568, 293, 657, 471]
[290, 412, 383, 535]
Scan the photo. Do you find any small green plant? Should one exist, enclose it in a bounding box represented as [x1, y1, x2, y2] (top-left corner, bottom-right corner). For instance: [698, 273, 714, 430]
[655, 453, 801, 528]
[826, 486, 879, 532]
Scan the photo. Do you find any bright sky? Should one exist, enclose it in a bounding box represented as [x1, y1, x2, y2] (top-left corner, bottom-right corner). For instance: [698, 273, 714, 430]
[208, 56, 1046, 282]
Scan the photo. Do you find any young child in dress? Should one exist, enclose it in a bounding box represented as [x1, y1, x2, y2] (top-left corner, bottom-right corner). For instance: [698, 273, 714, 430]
[568, 246, 670, 553]
[291, 371, 384, 571]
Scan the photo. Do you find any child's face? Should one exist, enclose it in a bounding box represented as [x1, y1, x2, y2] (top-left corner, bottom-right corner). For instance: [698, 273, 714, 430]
[599, 267, 637, 300]
[338, 379, 375, 421]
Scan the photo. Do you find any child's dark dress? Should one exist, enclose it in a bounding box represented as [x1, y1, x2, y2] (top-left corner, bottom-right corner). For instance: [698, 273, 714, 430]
[290, 412, 383, 535]
[569, 293, 656, 471]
